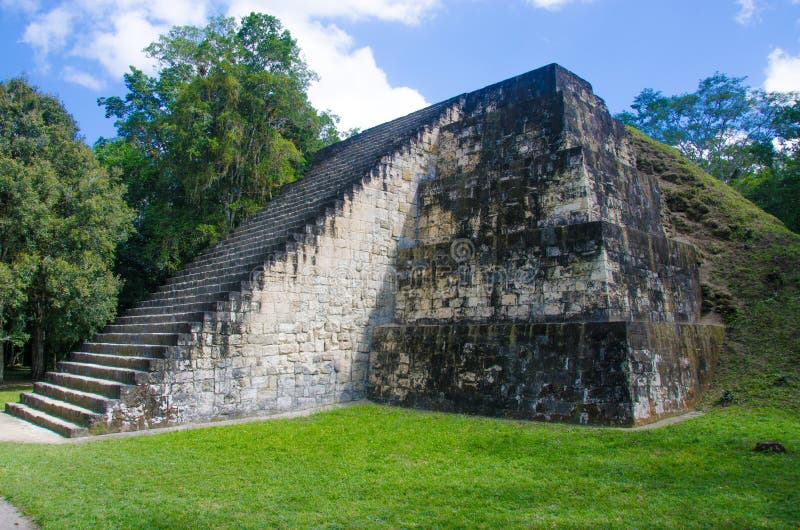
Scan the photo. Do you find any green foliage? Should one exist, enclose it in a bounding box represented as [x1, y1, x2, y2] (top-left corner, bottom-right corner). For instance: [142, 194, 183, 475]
[618, 74, 800, 233]
[618, 74, 795, 181]
[0, 78, 133, 378]
[0, 405, 797, 528]
[735, 155, 800, 233]
[98, 14, 341, 307]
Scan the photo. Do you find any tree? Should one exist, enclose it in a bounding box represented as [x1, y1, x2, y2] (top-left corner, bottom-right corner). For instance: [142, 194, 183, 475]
[618, 74, 799, 232]
[98, 13, 340, 307]
[0, 78, 133, 380]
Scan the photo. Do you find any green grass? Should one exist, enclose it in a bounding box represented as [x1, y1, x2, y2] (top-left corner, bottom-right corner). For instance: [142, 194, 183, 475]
[0, 387, 28, 409]
[0, 404, 797, 529]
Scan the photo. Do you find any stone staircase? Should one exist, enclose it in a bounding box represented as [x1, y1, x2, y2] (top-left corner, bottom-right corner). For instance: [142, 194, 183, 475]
[5, 97, 459, 437]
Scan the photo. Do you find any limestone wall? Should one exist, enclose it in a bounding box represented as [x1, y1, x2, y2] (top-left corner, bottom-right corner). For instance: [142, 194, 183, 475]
[393, 222, 700, 326]
[106, 111, 465, 427]
[183, 132, 443, 421]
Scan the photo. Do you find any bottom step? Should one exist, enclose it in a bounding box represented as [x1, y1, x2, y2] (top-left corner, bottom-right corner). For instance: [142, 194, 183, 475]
[5, 402, 89, 438]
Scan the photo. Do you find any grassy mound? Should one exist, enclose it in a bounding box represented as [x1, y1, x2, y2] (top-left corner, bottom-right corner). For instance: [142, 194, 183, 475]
[628, 127, 800, 410]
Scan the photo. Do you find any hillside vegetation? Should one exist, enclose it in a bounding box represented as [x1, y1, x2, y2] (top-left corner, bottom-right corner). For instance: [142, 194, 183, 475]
[629, 126, 800, 410]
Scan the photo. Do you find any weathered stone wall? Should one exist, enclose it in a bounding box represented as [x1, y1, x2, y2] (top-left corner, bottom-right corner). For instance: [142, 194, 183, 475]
[369, 64, 722, 425]
[393, 222, 700, 325]
[133, 121, 456, 423]
[369, 322, 722, 425]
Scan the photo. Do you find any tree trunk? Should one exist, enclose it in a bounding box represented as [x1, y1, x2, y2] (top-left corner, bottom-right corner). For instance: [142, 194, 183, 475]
[31, 303, 46, 381]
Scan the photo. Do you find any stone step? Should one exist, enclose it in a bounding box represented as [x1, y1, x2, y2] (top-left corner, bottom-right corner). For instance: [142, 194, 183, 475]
[57, 361, 148, 386]
[71, 352, 155, 371]
[81, 342, 168, 357]
[147, 291, 252, 313]
[196, 235, 281, 263]
[209, 209, 301, 242]
[202, 226, 282, 257]
[5, 402, 89, 438]
[220, 201, 334, 243]
[148, 280, 246, 302]
[201, 215, 306, 248]
[46, 371, 129, 399]
[34, 381, 114, 413]
[137, 291, 232, 310]
[124, 301, 221, 318]
[161, 262, 255, 290]
[115, 312, 205, 326]
[103, 321, 196, 335]
[169, 259, 251, 282]
[90, 332, 181, 346]
[175, 244, 279, 276]
[20, 392, 101, 427]
[159, 256, 295, 294]
[147, 288, 252, 311]
[154, 205, 339, 292]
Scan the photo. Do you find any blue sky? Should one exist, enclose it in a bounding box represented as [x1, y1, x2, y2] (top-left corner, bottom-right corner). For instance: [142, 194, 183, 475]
[1, 0, 799, 143]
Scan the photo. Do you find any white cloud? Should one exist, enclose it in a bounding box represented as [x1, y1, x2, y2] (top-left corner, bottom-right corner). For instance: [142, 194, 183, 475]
[16, 0, 439, 131]
[253, 0, 441, 25]
[526, 0, 588, 10]
[734, 0, 758, 25]
[300, 20, 428, 130]
[227, 1, 435, 130]
[1, 0, 40, 13]
[72, 10, 166, 78]
[62, 66, 105, 90]
[765, 48, 800, 92]
[224, 1, 439, 129]
[21, 5, 73, 70]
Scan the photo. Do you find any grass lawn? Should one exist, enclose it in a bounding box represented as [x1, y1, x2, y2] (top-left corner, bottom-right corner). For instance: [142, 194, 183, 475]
[0, 404, 797, 529]
[0, 386, 29, 410]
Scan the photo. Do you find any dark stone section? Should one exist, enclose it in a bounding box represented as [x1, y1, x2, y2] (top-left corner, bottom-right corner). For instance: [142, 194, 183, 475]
[369, 322, 723, 425]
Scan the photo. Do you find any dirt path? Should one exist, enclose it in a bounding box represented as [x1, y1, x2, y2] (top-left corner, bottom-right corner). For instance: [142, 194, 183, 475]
[0, 412, 67, 444]
[0, 498, 36, 530]
[629, 411, 704, 430]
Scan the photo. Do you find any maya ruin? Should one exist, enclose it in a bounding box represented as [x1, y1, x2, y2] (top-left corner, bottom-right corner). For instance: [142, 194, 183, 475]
[6, 64, 724, 437]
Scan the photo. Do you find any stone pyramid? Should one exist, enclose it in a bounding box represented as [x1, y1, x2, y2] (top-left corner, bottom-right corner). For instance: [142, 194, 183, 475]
[6, 64, 722, 436]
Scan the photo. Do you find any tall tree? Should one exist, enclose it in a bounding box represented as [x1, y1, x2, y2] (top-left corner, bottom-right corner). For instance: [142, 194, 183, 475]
[618, 74, 799, 232]
[98, 13, 339, 307]
[0, 79, 133, 379]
